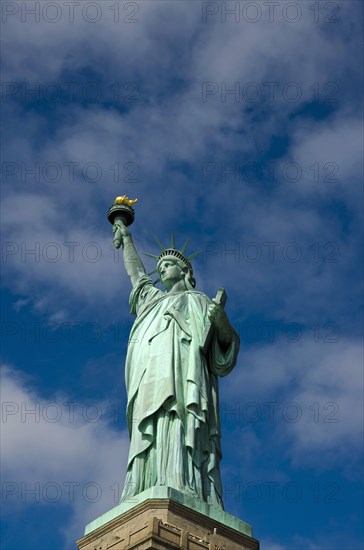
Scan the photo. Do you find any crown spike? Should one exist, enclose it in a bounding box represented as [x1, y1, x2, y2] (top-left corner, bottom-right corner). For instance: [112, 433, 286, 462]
[171, 232, 175, 249]
[152, 235, 166, 252]
[180, 239, 190, 254]
[187, 250, 202, 261]
[142, 252, 160, 260]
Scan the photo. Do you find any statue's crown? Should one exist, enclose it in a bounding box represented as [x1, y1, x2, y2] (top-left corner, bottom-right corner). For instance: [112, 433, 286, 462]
[157, 248, 193, 273]
[143, 234, 201, 284]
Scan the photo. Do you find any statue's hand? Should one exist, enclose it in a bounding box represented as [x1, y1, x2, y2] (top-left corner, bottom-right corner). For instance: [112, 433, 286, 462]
[208, 299, 232, 347]
[208, 299, 228, 330]
[113, 219, 130, 237]
[112, 219, 131, 249]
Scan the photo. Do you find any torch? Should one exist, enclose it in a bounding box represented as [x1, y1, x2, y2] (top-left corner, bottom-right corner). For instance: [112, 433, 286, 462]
[107, 195, 138, 249]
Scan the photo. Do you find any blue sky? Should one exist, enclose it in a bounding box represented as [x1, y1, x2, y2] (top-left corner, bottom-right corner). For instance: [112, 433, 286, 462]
[1, 1, 363, 549]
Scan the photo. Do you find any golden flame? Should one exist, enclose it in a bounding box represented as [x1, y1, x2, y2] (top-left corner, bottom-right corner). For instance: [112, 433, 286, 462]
[114, 195, 138, 207]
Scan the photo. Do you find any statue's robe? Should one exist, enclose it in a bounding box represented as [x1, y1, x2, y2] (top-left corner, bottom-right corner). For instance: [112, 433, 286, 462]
[120, 275, 239, 508]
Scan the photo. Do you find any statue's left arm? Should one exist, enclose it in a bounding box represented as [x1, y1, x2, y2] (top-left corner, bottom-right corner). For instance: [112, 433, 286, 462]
[207, 300, 240, 376]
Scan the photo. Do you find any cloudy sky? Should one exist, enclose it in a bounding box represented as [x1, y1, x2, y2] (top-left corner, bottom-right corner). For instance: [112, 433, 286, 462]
[1, 1, 363, 549]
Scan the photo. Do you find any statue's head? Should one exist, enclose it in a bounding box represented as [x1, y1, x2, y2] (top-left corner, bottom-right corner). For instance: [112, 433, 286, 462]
[143, 235, 200, 291]
[157, 250, 196, 291]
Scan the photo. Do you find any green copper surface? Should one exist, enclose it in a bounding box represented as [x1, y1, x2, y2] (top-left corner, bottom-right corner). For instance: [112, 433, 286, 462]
[84, 486, 253, 537]
[111, 219, 240, 510]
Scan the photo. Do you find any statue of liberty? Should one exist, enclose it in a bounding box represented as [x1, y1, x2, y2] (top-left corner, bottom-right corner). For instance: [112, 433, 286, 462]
[111, 200, 240, 510]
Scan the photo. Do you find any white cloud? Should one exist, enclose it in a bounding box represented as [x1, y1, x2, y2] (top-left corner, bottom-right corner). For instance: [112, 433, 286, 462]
[13, 298, 31, 312]
[1, 192, 135, 320]
[288, 115, 363, 204]
[1, 2, 362, 548]
[222, 338, 362, 472]
[1, 0, 362, 323]
[1, 365, 130, 546]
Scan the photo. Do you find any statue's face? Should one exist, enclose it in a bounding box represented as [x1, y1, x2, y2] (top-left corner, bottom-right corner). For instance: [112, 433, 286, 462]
[158, 259, 184, 289]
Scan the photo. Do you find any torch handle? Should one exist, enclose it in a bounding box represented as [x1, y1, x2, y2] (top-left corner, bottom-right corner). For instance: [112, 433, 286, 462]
[113, 216, 127, 249]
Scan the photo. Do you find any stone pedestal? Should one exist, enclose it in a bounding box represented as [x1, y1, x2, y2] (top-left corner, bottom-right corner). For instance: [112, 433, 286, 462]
[76, 487, 259, 550]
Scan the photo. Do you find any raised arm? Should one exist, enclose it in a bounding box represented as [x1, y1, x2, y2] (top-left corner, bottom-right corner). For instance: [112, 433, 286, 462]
[113, 219, 146, 288]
